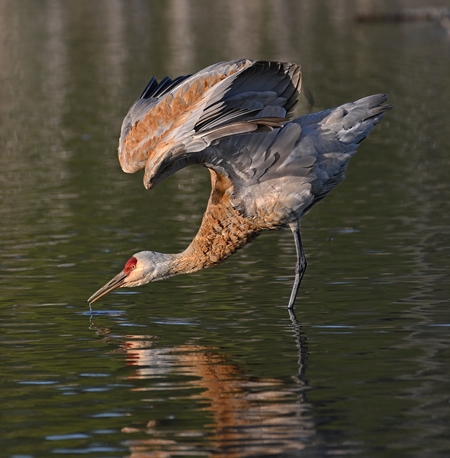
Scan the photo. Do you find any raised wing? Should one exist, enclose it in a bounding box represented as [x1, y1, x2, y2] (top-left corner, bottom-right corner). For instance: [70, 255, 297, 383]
[118, 59, 302, 188]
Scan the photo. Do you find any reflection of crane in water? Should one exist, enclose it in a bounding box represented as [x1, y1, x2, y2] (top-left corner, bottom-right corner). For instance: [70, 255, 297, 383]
[121, 340, 312, 455]
[88, 59, 390, 309]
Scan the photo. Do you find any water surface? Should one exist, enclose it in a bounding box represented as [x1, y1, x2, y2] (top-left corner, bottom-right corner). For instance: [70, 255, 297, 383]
[1, 1, 450, 456]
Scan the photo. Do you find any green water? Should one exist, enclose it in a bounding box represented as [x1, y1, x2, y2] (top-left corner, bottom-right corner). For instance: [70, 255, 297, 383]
[1, 1, 450, 456]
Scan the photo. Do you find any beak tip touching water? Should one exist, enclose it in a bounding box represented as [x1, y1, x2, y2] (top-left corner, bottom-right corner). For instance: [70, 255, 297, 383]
[87, 271, 127, 305]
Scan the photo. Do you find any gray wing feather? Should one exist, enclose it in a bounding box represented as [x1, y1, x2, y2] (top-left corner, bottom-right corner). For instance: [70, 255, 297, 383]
[193, 61, 300, 133]
[205, 94, 390, 218]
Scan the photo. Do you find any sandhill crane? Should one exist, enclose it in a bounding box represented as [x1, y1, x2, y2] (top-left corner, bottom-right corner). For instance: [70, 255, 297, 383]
[88, 59, 390, 309]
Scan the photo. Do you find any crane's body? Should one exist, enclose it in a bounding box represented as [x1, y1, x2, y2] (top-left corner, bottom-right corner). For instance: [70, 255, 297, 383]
[88, 59, 390, 309]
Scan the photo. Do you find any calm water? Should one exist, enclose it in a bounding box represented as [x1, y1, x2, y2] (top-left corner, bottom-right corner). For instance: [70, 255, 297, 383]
[2, 1, 450, 456]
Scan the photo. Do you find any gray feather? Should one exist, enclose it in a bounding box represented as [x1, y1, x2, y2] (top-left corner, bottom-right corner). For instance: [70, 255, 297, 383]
[203, 94, 390, 219]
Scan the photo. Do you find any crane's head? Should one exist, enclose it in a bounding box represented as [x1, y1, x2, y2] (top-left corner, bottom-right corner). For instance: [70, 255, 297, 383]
[88, 251, 172, 304]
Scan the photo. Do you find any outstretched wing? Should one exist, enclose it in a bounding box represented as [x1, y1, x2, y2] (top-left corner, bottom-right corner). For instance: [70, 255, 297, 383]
[118, 59, 302, 188]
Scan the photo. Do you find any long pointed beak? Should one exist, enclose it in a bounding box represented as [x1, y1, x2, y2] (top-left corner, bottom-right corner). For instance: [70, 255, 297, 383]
[88, 270, 127, 304]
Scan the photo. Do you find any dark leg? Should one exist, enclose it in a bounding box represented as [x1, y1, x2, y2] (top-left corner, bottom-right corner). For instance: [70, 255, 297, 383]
[287, 221, 307, 310]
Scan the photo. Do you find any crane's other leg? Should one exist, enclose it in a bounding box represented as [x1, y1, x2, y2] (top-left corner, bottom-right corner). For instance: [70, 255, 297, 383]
[287, 220, 307, 310]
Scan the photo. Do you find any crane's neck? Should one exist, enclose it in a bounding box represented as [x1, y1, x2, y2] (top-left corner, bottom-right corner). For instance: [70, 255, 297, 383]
[168, 171, 262, 277]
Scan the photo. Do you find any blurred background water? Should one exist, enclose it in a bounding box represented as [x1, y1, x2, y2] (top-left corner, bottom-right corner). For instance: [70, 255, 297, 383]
[1, 0, 450, 456]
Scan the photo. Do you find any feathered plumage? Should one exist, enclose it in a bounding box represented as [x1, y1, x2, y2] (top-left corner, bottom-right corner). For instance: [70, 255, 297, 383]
[89, 59, 390, 309]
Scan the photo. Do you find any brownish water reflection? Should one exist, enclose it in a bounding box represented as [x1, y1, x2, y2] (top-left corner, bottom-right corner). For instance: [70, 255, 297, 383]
[122, 340, 312, 457]
[85, 313, 312, 457]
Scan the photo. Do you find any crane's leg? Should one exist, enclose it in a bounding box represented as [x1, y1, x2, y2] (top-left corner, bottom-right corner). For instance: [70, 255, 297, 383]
[287, 220, 307, 310]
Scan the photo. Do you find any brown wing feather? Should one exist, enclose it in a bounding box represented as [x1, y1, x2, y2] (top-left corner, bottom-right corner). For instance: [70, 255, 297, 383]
[117, 59, 302, 189]
[119, 60, 254, 173]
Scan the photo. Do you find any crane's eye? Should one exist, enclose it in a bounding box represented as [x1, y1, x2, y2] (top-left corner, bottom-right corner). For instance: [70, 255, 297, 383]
[124, 257, 138, 275]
